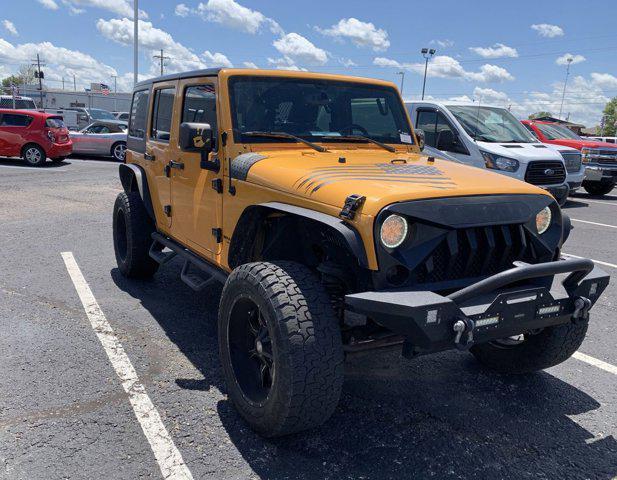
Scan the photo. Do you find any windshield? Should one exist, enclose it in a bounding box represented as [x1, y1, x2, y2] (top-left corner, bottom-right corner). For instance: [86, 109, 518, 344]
[447, 105, 537, 143]
[229, 76, 413, 146]
[535, 123, 582, 140]
[89, 109, 115, 120]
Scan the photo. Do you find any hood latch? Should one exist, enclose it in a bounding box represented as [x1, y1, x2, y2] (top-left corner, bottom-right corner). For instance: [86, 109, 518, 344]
[339, 194, 366, 220]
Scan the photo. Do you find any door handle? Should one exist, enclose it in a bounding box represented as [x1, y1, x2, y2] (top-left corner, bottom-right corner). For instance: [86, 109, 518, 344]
[169, 160, 184, 170]
[144, 152, 155, 161]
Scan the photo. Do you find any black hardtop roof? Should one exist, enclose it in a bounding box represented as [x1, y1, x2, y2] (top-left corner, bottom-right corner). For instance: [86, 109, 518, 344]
[134, 68, 222, 89]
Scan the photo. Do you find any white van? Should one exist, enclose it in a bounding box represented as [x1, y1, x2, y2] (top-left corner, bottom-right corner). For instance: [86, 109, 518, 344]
[406, 101, 572, 205]
[0, 95, 37, 109]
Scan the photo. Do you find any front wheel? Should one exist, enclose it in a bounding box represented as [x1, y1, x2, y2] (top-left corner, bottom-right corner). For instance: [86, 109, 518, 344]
[218, 261, 344, 437]
[583, 179, 615, 196]
[470, 322, 588, 374]
[111, 142, 127, 162]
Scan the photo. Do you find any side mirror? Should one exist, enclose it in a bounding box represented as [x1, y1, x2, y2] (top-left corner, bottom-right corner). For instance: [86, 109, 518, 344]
[179, 122, 219, 172]
[414, 129, 425, 151]
[436, 130, 455, 151]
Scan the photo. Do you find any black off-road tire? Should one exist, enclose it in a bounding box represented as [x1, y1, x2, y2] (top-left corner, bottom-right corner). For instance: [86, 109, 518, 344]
[22, 144, 46, 166]
[218, 261, 344, 437]
[470, 322, 588, 374]
[112, 191, 159, 278]
[583, 180, 615, 196]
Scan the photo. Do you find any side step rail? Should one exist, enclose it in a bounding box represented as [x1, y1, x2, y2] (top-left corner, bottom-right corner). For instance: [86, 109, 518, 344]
[150, 232, 228, 289]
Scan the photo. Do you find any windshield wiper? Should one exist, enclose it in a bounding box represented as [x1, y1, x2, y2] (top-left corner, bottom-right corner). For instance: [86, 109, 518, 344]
[332, 134, 396, 152]
[243, 131, 327, 152]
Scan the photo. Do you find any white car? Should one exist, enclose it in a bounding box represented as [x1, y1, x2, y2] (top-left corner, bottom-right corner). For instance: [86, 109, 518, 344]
[406, 101, 571, 205]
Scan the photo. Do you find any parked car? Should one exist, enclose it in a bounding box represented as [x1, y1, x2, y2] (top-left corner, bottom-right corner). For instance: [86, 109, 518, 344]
[0, 109, 72, 166]
[522, 120, 617, 196]
[586, 136, 616, 144]
[552, 144, 585, 194]
[406, 101, 570, 205]
[63, 107, 117, 130]
[41, 109, 79, 131]
[0, 95, 37, 110]
[113, 111, 130, 121]
[70, 120, 127, 161]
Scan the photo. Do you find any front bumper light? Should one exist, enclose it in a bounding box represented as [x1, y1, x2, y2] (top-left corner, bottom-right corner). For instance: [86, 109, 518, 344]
[380, 214, 408, 248]
[481, 151, 520, 172]
[536, 206, 552, 234]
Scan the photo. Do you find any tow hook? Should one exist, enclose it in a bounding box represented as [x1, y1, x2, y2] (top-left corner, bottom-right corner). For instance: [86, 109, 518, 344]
[572, 297, 592, 324]
[453, 317, 475, 350]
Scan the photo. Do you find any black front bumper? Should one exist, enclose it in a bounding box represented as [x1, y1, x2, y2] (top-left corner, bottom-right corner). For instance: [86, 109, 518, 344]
[346, 258, 609, 357]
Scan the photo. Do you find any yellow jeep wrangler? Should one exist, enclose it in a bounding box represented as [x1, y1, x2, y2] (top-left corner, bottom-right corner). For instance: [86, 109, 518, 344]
[113, 68, 608, 437]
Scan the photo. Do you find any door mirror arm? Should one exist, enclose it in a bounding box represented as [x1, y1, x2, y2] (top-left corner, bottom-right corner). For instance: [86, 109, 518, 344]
[179, 122, 219, 173]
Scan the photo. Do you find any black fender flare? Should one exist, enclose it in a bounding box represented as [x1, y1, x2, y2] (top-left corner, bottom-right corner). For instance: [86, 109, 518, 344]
[228, 201, 368, 268]
[118, 163, 155, 220]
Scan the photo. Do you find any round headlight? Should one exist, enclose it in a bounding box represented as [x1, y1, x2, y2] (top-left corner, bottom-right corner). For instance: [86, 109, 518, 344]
[380, 214, 408, 248]
[536, 206, 552, 234]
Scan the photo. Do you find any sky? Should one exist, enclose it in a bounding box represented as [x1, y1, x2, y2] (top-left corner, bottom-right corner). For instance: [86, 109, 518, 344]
[1, 0, 616, 126]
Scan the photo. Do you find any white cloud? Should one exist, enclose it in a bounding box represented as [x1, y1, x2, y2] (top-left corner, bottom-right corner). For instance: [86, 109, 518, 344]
[340, 58, 357, 67]
[556, 53, 586, 65]
[202, 50, 233, 68]
[472, 87, 510, 103]
[469, 43, 518, 59]
[374, 55, 514, 83]
[273, 32, 328, 66]
[96, 18, 205, 74]
[174, 3, 190, 17]
[60, 0, 147, 18]
[196, 0, 281, 35]
[316, 18, 389, 52]
[590, 72, 617, 89]
[267, 57, 307, 71]
[430, 39, 454, 48]
[242, 61, 258, 69]
[531, 23, 564, 38]
[37, 0, 59, 9]
[2, 20, 18, 36]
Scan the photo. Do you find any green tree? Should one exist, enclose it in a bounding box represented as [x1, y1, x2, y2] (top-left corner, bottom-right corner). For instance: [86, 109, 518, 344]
[602, 98, 617, 136]
[528, 111, 553, 119]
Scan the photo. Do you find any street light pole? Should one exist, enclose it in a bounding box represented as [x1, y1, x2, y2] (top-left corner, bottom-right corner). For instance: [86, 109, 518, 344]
[396, 71, 405, 96]
[133, 0, 138, 86]
[421, 48, 436, 100]
[558, 57, 573, 120]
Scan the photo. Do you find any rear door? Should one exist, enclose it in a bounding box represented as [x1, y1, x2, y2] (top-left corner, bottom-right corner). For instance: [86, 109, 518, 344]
[169, 78, 222, 255]
[0, 113, 32, 156]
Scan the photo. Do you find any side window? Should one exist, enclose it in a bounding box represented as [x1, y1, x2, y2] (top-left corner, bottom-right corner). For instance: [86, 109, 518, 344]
[436, 113, 466, 154]
[0, 114, 33, 127]
[128, 89, 149, 139]
[151, 87, 175, 142]
[416, 110, 438, 147]
[182, 84, 217, 149]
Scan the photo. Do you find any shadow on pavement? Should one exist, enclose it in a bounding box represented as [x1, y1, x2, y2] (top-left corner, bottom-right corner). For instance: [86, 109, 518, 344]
[0, 157, 71, 168]
[111, 262, 617, 480]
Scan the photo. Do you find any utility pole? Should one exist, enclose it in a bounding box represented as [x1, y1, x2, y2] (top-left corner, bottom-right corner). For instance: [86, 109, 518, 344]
[111, 75, 117, 93]
[153, 49, 170, 76]
[73, 74, 76, 91]
[558, 57, 573, 120]
[133, 0, 138, 86]
[420, 48, 436, 100]
[31, 53, 46, 108]
[396, 71, 405, 96]
[62, 77, 65, 90]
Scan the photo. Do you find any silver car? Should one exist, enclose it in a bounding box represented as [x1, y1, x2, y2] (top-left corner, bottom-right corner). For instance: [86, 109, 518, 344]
[70, 121, 128, 161]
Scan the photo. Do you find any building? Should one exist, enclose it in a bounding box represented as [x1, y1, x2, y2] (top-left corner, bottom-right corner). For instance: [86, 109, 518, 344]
[531, 116, 586, 135]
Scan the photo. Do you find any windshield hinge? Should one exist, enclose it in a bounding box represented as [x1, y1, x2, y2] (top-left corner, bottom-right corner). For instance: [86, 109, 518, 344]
[339, 194, 366, 220]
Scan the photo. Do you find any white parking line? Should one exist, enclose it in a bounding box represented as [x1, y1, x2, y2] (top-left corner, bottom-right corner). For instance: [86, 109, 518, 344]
[572, 197, 617, 206]
[61, 252, 194, 480]
[573, 352, 617, 376]
[0, 164, 62, 172]
[571, 218, 617, 229]
[562, 252, 617, 270]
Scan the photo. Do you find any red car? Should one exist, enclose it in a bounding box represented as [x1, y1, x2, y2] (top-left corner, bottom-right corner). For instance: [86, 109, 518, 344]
[0, 109, 73, 166]
[522, 119, 617, 196]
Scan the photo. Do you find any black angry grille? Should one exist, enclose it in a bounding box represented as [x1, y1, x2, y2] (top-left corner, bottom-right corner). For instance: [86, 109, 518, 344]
[525, 161, 566, 185]
[412, 224, 534, 285]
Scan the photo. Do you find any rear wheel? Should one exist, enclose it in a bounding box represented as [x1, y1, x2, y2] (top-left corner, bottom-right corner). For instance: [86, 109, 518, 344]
[111, 142, 127, 162]
[470, 322, 587, 374]
[113, 191, 159, 278]
[22, 144, 46, 166]
[583, 179, 615, 196]
[218, 261, 344, 437]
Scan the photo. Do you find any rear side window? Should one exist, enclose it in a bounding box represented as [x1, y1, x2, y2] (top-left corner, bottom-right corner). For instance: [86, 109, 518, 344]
[46, 117, 65, 128]
[151, 88, 176, 142]
[182, 84, 217, 148]
[0, 114, 33, 127]
[129, 89, 150, 139]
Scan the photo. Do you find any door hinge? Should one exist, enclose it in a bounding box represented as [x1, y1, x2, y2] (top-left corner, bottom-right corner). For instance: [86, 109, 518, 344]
[164, 205, 172, 217]
[212, 228, 222, 243]
[164, 164, 171, 177]
[211, 178, 223, 193]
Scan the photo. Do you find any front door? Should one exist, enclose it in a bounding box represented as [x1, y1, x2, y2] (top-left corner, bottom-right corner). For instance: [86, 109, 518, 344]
[169, 78, 222, 256]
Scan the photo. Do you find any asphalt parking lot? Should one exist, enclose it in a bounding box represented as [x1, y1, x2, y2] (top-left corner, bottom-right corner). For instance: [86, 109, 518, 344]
[0, 157, 616, 480]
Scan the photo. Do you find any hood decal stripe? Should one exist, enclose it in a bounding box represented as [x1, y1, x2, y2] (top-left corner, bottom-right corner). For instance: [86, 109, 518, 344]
[310, 177, 457, 194]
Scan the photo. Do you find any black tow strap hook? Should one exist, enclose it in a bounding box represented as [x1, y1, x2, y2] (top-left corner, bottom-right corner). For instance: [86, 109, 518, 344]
[572, 297, 592, 324]
[453, 316, 475, 350]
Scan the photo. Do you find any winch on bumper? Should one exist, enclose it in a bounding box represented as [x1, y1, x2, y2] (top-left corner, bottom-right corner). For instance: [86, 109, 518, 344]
[345, 257, 608, 357]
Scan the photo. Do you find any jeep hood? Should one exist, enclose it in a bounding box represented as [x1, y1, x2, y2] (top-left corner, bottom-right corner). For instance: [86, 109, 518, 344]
[237, 148, 552, 217]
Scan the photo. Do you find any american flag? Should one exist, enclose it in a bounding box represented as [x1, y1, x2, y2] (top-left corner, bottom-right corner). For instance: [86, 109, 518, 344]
[100, 83, 110, 96]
